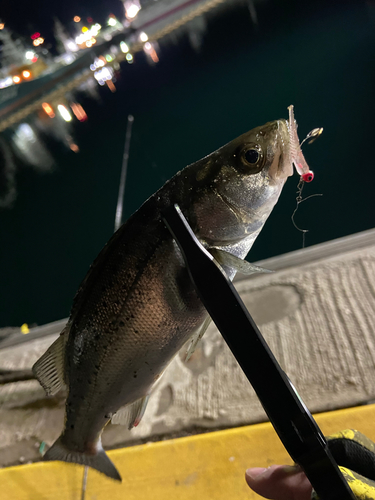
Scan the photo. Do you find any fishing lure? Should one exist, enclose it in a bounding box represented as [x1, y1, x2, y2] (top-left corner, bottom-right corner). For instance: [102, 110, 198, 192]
[288, 105, 323, 183]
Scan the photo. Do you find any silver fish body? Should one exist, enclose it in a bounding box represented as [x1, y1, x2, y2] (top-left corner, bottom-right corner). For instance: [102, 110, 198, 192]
[33, 118, 293, 480]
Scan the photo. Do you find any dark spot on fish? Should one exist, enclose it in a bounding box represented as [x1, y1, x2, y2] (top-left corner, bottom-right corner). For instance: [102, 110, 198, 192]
[134, 329, 138, 334]
[70, 424, 74, 429]
[95, 364, 100, 370]
[126, 317, 130, 321]
[87, 379, 92, 385]
[102, 301, 107, 308]
[133, 372, 137, 378]
[119, 321, 125, 327]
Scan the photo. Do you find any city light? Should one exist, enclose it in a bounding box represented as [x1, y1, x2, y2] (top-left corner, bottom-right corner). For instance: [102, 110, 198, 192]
[73, 16, 81, 22]
[31, 32, 41, 40]
[144, 42, 159, 63]
[25, 51, 35, 60]
[42, 102, 55, 118]
[94, 67, 114, 85]
[33, 37, 44, 47]
[108, 17, 117, 27]
[0, 76, 13, 89]
[70, 103, 87, 122]
[85, 38, 96, 47]
[90, 57, 106, 71]
[75, 24, 101, 47]
[13, 75, 21, 84]
[57, 104, 72, 122]
[70, 143, 80, 153]
[0, 23, 4, 30]
[105, 54, 113, 62]
[120, 41, 129, 53]
[22, 70, 31, 79]
[106, 80, 116, 92]
[124, 1, 141, 20]
[139, 32, 148, 42]
[126, 53, 133, 63]
[65, 40, 78, 53]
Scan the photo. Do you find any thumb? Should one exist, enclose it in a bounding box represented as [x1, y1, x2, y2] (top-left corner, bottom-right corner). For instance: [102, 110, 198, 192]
[245, 464, 312, 500]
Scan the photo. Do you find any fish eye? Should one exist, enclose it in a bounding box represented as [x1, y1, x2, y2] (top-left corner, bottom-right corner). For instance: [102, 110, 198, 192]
[244, 148, 260, 164]
[239, 144, 264, 172]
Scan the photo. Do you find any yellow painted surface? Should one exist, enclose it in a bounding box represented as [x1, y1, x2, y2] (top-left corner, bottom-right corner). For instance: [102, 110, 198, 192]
[2, 404, 375, 500]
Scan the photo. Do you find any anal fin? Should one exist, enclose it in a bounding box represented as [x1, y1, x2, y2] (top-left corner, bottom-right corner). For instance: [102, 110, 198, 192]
[111, 395, 150, 430]
[185, 315, 212, 362]
[209, 248, 273, 275]
[32, 325, 69, 396]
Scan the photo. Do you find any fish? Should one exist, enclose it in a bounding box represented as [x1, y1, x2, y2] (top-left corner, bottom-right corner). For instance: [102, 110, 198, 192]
[32, 113, 295, 481]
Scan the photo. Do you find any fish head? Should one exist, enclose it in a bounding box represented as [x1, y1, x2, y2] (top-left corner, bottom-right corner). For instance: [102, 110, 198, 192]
[190, 119, 293, 248]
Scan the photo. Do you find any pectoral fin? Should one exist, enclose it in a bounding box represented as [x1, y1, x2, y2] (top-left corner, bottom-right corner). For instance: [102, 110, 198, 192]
[209, 248, 273, 275]
[111, 395, 150, 429]
[185, 315, 212, 362]
[32, 325, 69, 396]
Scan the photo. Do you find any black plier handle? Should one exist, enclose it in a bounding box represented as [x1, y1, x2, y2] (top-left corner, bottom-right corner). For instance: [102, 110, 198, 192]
[163, 203, 355, 500]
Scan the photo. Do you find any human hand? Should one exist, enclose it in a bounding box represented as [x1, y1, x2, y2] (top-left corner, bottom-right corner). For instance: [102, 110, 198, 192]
[245, 429, 375, 500]
[245, 464, 312, 500]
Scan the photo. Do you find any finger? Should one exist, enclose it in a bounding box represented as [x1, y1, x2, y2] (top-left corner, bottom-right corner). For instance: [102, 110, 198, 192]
[245, 464, 313, 500]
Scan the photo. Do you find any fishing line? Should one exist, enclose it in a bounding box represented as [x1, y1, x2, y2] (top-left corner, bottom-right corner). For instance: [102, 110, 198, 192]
[291, 178, 322, 248]
[81, 466, 88, 500]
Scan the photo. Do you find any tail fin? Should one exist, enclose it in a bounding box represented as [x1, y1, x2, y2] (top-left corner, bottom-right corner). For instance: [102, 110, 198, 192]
[43, 436, 122, 481]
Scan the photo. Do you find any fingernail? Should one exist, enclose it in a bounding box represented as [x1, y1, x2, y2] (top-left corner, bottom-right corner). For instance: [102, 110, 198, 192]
[246, 467, 267, 479]
[279, 464, 302, 474]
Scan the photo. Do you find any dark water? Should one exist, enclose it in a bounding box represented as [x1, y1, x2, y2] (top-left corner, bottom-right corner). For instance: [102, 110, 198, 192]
[1, 0, 374, 328]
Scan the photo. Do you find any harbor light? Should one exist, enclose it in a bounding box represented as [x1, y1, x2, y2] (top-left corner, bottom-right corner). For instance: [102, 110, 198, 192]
[124, 1, 141, 20]
[25, 51, 35, 60]
[57, 104, 72, 122]
[42, 102, 55, 118]
[22, 70, 31, 79]
[120, 41, 129, 53]
[74, 16, 81, 22]
[12, 75, 21, 84]
[108, 17, 117, 27]
[126, 53, 133, 63]
[139, 32, 148, 42]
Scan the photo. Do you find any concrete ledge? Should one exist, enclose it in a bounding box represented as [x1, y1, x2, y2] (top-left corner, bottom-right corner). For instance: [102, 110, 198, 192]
[0, 229, 374, 467]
